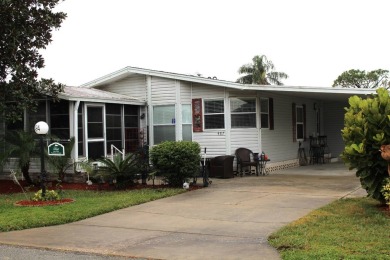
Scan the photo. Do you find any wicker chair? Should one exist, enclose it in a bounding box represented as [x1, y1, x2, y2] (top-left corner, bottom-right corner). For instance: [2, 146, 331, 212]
[235, 148, 258, 176]
[209, 155, 235, 178]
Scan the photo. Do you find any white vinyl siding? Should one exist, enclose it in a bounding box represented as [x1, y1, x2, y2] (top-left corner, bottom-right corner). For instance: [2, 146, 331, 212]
[99, 75, 147, 101]
[191, 84, 227, 157]
[261, 94, 318, 162]
[180, 81, 192, 103]
[192, 83, 225, 97]
[230, 129, 259, 154]
[192, 131, 226, 156]
[151, 77, 176, 104]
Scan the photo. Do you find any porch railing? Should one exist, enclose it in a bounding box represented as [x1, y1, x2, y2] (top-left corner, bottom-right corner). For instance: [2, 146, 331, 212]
[111, 144, 125, 161]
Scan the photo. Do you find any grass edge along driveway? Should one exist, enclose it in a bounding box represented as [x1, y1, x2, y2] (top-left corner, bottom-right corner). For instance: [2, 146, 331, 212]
[0, 188, 184, 232]
[268, 197, 390, 259]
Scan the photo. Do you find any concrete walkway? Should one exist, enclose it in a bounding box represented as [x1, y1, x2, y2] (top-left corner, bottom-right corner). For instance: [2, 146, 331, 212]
[0, 163, 366, 260]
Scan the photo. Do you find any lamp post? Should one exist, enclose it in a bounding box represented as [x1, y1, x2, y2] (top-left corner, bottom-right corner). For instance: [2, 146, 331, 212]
[34, 121, 49, 197]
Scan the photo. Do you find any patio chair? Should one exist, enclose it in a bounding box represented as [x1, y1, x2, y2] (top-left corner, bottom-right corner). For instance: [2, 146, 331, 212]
[309, 136, 325, 164]
[209, 155, 235, 178]
[235, 148, 258, 176]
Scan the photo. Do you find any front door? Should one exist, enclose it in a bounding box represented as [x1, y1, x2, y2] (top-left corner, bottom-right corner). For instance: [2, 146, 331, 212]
[85, 105, 105, 160]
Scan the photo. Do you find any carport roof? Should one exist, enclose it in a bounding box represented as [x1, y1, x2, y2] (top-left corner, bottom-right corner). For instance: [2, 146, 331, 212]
[79, 66, 378, 102]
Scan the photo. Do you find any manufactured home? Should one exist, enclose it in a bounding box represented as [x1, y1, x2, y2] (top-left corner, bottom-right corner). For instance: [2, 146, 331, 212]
[0, 66, 376, 178]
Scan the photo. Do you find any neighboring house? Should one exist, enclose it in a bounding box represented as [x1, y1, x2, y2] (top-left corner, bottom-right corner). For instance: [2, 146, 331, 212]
[0, 66, 376, 178]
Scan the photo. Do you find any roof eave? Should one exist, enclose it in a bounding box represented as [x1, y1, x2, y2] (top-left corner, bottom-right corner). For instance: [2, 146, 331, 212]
[80, 66, 245, 90]
[58, 94, 145, 106]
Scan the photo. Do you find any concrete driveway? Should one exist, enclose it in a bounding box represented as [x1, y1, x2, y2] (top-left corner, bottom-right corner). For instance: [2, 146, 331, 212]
[0, 162, 365, 260]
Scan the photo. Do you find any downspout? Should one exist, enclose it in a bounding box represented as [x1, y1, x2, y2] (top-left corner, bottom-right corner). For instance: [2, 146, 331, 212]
[73, 100, 80, 162]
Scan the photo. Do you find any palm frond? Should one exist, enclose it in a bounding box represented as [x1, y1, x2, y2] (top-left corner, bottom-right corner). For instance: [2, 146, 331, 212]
[236, 75, 253, 84]
[237, 54, 288, 86]
[237, 64, 254, 74]
[267, 72, 289, 85]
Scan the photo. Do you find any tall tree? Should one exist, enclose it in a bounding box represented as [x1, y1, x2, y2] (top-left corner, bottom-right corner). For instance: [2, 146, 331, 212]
[332, 69, 390, 89]
[236, 55, 288, 85]
[0, 0, 67, 123]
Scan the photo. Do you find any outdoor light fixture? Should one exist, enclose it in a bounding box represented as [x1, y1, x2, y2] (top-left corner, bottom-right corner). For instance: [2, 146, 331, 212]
[34, 121, 49, 197]
[34, 121, 49, 135]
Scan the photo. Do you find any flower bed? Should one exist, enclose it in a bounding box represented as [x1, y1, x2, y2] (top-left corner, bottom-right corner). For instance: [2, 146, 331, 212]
[14, 198, 75, 207]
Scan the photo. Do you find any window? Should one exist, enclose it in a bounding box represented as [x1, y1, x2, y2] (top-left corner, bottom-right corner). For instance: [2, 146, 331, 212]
[87, 106, 104, 138]
[28, 100, 46, 132]
[260, 97, 274, 130]
[292, 103, 306, 141]
[86, 105, 104, 160]
[50, 100, 70, 140]
[230, 98, 256, 128]
[106, 104, 122, 153]
[153, 105, 175, 144]
[204, 100, 224, 129]
[124, 105, 139, 152]
[260, 98, 269, 128]
[182, 104, 192, 141]
[296, 106, 304, 140]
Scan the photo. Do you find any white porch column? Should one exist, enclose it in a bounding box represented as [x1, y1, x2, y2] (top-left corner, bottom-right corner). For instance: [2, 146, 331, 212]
[72, 100, 80, 161]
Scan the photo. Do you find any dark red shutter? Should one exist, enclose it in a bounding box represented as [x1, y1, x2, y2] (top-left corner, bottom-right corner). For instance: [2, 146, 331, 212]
[303, 104, 306, 141]
[269, 98, 274, 130]
[192, 98, 203, 132]
[292, 103, 296, 142]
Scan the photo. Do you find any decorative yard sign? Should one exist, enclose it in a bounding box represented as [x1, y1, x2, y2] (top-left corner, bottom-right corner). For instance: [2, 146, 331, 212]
[192, 98, 203, 132]
[48, 142, 65, 156]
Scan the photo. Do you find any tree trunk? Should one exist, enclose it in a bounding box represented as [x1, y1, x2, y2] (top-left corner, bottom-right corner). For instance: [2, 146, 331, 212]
[21, 162, 33, 184]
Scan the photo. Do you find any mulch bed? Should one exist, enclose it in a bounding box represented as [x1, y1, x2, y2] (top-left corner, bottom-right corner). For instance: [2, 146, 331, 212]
[14, 198, 75, 207]
[0, 180, 202, 194]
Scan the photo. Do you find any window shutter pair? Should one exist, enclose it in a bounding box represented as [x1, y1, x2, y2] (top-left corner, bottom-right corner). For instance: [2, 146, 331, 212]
[292, 103, 296, 142]
[292, 103, 306, 142]
[269, 98, 274, 130]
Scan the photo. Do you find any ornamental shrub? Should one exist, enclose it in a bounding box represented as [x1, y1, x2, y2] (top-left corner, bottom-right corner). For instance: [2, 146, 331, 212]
[381, 178, 390, 207]
[150, 141, 201, 187]
[341, 87, 390, 202]
[95, 153, 140, 188]
[32, 189, 61, 201]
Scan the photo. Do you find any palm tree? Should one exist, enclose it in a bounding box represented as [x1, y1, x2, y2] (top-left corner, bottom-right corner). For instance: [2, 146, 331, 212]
[236, 55, 288, 85]
[2, 130, 38, 184]
[96, 153, 140, 188]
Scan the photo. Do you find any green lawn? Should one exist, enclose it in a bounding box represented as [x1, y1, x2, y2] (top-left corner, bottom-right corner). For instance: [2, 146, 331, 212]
[268, 197, 390, 259]
[2, 189, 389, 259]
[0, 188, 184, 232]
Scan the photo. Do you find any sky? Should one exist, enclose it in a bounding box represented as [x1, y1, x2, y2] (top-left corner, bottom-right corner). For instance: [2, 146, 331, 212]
[39, 0, 390, 87]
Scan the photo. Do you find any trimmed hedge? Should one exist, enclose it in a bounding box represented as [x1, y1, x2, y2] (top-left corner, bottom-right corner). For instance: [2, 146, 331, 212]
[150, 141, 201, 187]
